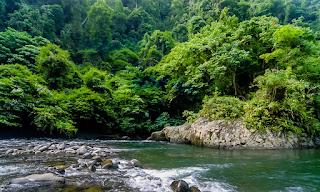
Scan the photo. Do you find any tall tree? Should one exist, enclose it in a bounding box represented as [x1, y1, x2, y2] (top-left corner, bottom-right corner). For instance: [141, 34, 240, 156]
[84, 0, 113, 52]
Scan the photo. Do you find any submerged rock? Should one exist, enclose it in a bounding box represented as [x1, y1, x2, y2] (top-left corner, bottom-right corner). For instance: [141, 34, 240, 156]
[151, 117, 317, 149]
[10, 173, 65, 184]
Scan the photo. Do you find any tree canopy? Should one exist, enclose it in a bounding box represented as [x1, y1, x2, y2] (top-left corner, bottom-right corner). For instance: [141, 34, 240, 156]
[0, 0, 320, 137]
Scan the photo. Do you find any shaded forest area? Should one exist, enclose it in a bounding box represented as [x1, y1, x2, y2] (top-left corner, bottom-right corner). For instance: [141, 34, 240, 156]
[0, 0, 320, 137]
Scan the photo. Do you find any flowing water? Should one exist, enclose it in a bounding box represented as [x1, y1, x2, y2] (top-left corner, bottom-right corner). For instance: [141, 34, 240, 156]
[0, 139, 319, 192]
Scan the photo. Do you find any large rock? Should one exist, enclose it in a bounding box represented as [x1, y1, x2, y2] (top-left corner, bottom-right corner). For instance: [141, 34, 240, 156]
[150, 118, 316, 149]
[150, 130, 167, 141]
[77, 146, 87, 155]
[170, 180, 192, 192]
[101, 159, 114, 169]
[10, 173, 65, 184]
[128, 159, 142, 168]
[163, 123, 192, 144]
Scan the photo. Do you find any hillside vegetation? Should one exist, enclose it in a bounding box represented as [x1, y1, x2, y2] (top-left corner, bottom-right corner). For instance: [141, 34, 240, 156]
[0, 0, 319, 137]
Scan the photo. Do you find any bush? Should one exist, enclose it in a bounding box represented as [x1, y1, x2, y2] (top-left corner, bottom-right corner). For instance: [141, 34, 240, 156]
[197, 92, 245, 121]
[243, 68, 320, 135]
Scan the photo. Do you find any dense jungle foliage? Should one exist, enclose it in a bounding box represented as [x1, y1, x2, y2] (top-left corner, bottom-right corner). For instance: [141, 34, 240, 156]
[0, 0, 320, 137]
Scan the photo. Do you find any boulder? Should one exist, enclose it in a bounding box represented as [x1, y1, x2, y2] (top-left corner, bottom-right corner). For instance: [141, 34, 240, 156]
[91, 156, 102, 162]
[77, 146, 87, 155]
[88, 165, 96, 172]
[38, 146, 49, 152]
[129, 159, 142, 168]
[57, 143, 66, 150]
[49, 144, 56, 150]
[150, 130, 167, 141]
[53, 165, 68, 174]
[5, 149, 14, 154]
[86, 160, 97, 166]
[170, 180, 192, 192]
[82, 153, 92, 159]
[150, 118, 317, 149]
[10, 173, 65, 184]
[101, 159, 113, 169]
[163, 124, 192, 144]
[190, 186, 201, 192]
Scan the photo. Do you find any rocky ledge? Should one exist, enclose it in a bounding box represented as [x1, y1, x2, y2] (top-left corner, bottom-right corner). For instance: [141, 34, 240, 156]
[150, 118, 319, 149]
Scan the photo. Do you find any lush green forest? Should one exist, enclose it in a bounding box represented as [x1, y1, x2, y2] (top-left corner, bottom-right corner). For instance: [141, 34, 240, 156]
[0, 0, 320, 137]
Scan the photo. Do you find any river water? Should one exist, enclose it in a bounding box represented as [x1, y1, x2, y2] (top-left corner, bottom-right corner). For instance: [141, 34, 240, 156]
[0, 139, 319, 192]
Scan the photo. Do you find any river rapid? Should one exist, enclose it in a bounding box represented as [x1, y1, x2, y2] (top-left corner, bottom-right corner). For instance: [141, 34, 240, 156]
[0, 139, 319, 192]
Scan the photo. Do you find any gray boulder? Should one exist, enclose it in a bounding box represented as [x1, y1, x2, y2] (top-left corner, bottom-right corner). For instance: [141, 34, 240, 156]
[57, 143, 66, 150]
[129, 159, 142, 168]
[38, 146, 48, 152]
[77, 146, 87, 155]
[10, 173, 65, 184]
[82, 153, 92, 159]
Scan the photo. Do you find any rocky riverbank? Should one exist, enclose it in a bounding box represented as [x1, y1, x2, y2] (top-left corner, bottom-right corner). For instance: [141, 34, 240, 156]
[0, 139, 201, 192]
[150, 118, 319, 149]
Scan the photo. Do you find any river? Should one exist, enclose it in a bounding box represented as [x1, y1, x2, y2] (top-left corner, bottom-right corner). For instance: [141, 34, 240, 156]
[0, 139, 319, 192]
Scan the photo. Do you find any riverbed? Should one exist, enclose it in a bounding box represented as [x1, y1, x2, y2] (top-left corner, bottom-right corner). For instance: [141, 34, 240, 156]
[0, 139, 319, 192]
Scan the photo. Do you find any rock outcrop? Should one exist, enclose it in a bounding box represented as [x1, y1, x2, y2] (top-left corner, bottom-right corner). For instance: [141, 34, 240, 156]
[151, 118, 317, 149]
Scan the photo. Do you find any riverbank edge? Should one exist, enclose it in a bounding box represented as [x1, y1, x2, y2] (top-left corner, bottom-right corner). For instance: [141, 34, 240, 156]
[150, 117, 320, 149]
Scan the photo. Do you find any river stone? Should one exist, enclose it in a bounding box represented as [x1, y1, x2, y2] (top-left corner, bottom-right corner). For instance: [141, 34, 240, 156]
[99, 152, 107, 157]
[33, 145, 42, 151]
[91, 156, 102, 162]
[5, 149, 13, 154]
[71, 145, 80, 150]
[77, 146, 87, 155]
[86, 160, 97, 166]
[101, 159, 113, 169]
[190, 186, 201, 192]
[170, 180, 192, 192]
[129, 159, 142, 168]
[82, 153, 92, 159]
[88, 165, 96, 172]
[49, 144, 56, 150]
[65, 148, 76, 154]
[10, 173, 65, 184]
[57, 143, 66, 150]
[38, 145, 48, 152]
[54, 165, 68, 174]
[35, 151, 41, 155]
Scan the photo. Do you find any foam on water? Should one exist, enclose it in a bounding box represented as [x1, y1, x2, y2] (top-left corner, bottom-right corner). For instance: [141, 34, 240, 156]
[122, 164, 237, 192]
